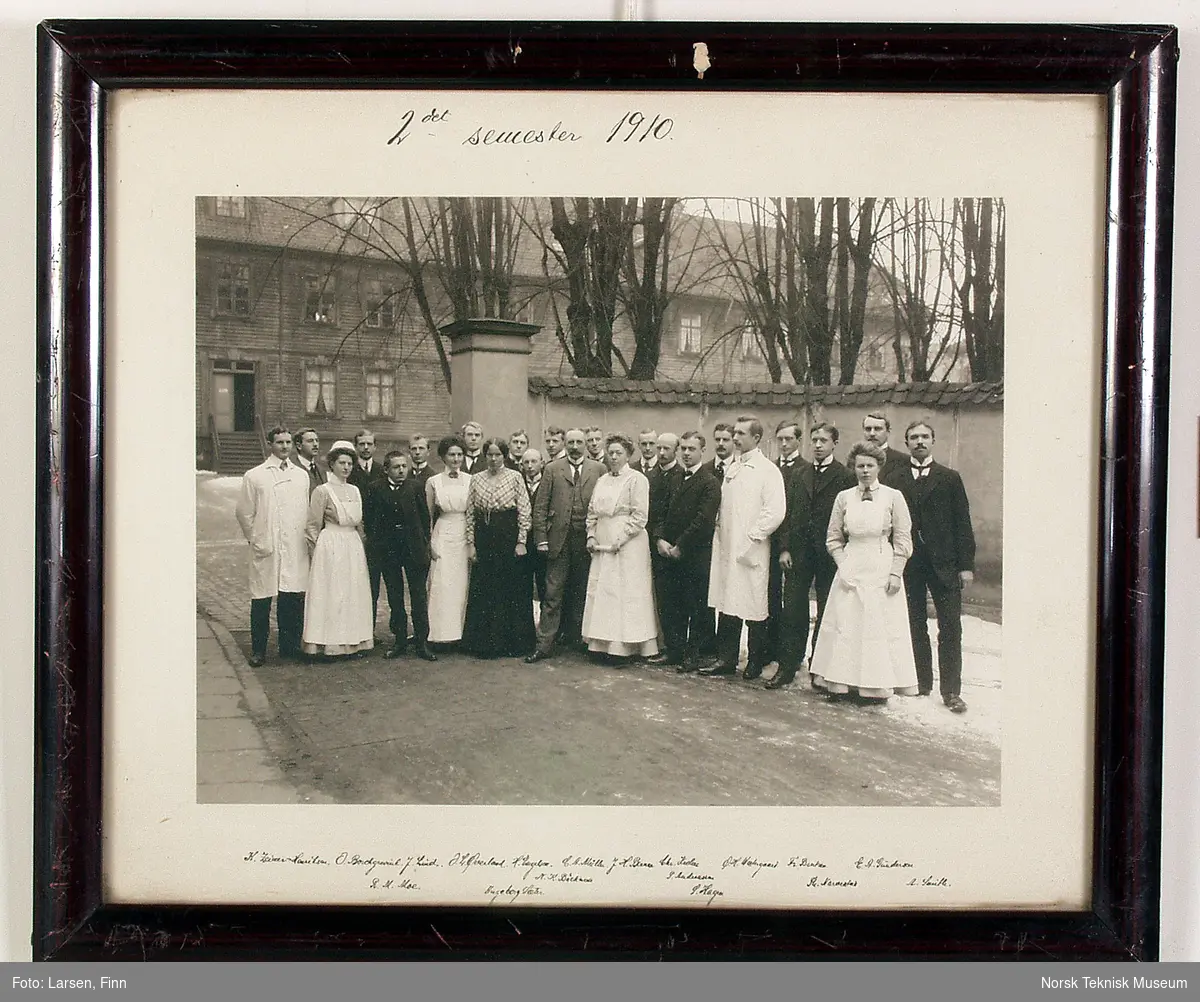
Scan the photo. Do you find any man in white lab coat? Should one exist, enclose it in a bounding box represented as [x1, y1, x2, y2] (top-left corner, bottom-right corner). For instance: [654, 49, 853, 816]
[235, 426, 312, 666]
[702, 415, 787, 680]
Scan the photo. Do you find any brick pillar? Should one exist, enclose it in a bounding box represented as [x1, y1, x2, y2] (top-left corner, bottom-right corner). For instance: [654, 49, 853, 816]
[441, 318, 540, 440]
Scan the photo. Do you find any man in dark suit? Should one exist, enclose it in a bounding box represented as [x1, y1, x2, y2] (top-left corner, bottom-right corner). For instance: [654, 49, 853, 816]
[293, 427, 325, 494]
[767, 421, 856, 689]
[519, 447, 548, 605]
[460, 421, 485, 474]
[349, 428, 388, 624]
[767, 419, 806, 666]
[649, 431, 721, 670]
[407, 434, 435, 488]
[628, 428, 659, 475]
[861, 411, 909, 486]
[504, 429, 529, 472]
[364, 451, 437, 661]
[526, 428, 606, 661]
[896, 421, 976, 713]
[645, 433, 683, 664]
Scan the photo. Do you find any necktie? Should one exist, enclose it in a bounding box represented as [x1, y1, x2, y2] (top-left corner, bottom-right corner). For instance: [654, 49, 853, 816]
[862, 488, 873, 502]
[280, 460, 289, 470]
[815, 463, 828, 473]
[912, 464, 929, 479]
[716, 462, 725, 478]
[571, 463, 581, 483]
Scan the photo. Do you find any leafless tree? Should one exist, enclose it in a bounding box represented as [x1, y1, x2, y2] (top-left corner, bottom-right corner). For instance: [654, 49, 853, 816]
[957, 197, 1005, 381]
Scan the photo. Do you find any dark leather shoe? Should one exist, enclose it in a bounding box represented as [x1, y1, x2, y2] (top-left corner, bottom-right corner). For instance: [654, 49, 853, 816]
[944, 694, 968, 714]
[646, 652, 671, 666]
[383, 645, 405, 660]
[414, 645, 438, 662]
[742, 663, 766, 681]
[676, 660, 698, 673]
[699, 661, 737, 677]
[525, 650, 551, 664]
[247, 654, 265, 667]
[765, 670, 795, 690]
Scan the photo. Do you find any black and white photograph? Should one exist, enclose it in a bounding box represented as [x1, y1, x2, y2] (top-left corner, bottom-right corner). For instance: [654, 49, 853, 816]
[195, 193, 1004, 808]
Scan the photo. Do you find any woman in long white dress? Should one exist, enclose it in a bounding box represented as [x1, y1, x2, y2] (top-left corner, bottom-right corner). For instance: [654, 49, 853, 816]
[425, 435, 471, 645]
[302, 442, 374, 658]
[581, 435, 660, 660]
[809, 441, 918, 701]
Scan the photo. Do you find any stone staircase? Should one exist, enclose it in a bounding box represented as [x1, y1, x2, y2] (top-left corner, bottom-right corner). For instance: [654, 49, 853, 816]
[214, 431, 265, 475]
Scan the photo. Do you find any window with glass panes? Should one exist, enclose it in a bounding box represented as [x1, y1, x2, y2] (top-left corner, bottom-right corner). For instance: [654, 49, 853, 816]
[679, 313, 702, 354]
[305, 365, 337, 416]
[303, 275, 336, 324]
[365, 369, 396, 418]
[365, 280, 396, 329]
[215, 262, 251, 315]
[215, 196, 246, 217]
[741, 324, 760, 359]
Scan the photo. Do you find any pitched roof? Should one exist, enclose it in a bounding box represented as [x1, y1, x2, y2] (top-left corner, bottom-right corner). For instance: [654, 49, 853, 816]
[527, 376, 1003, 407]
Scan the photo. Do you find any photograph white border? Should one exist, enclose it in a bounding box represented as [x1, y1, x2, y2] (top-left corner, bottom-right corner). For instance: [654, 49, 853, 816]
[102, 87, 1102, 911]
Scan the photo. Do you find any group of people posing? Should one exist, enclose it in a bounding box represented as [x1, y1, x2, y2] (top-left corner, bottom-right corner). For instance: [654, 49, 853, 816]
[234, 409, 976, 714]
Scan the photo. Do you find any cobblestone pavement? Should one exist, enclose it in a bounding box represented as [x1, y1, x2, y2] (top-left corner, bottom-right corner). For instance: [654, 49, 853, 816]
[197, 473, 1002, 807]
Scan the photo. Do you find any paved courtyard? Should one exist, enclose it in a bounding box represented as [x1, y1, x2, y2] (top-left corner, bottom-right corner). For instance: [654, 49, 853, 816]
[197, 473, 1002, 806]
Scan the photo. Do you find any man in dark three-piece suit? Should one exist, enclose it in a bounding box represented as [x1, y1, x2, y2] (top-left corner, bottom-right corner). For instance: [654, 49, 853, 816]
[294, 427, 325, 495]
[363, 451, 436, 661]
[895, 421, 976, 713]
[526, 429, 606, 661]
[650, 431, 721, 670]
[768, 421, 857, 689]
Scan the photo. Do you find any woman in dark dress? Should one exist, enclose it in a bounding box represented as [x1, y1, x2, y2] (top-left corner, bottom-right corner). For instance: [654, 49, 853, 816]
[462, 438, 536, 658]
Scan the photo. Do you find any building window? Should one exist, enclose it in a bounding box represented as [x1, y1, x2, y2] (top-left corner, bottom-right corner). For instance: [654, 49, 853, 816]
[365, 369, 396, 419]
[214, 262, 251, 316]
[740, 324, 761, 359]
[303, 275, 337, 324]
[215, 196, 246, 218]
[514, 297, 542, 326]
[305, 364, 337, 416]
[678, 313, 702, 355]
[364, 279, 396, 329]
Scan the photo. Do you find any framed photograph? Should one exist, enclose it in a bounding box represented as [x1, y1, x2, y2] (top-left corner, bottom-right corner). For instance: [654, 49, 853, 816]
[36, 21, 1174, 959]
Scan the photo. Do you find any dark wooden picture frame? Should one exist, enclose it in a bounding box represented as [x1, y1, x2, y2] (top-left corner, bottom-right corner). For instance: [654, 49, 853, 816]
[35, 20, 1175, 960]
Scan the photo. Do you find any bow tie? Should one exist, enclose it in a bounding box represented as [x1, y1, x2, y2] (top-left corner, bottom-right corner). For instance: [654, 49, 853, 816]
[911, 462, 931, 478]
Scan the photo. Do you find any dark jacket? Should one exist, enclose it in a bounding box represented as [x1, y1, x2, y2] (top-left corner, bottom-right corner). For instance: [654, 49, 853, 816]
[878, 445, 911, 488]
[647, 462, 685, 541]
[364, 478, 431, 564]
[348, 459, 387, 494]
[409, 463, 435, 490]
[778, 459, 857, 557]
[297, 457, 324, 495]
[703, 456, 733, 484]
[657, 465, 721, 567]
[895, 461, 976, 586]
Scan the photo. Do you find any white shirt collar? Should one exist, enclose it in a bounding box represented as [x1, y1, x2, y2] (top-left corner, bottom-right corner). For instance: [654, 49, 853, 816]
[813, 457, 833, 469]
[911, 456, 933, 468]
[660, 459, 678, 472]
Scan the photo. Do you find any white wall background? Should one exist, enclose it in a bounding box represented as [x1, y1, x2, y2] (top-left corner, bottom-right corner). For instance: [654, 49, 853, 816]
[2, 0, 1195, 962]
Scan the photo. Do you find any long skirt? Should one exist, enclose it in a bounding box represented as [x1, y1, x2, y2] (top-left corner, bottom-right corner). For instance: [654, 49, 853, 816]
[302, 524, 374, 656]
[427, 510, 470, 643]
[581, 523, 660, 657]
[462, 508, 536, 658]
[809, 535, 918, 699]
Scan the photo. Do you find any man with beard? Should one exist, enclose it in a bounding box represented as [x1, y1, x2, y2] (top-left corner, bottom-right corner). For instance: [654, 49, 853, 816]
[526, 428, 606, 661]
[649, 431, 721, 670]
